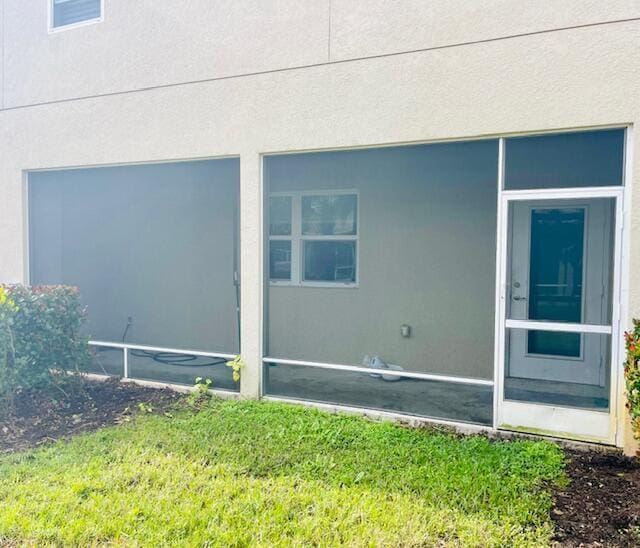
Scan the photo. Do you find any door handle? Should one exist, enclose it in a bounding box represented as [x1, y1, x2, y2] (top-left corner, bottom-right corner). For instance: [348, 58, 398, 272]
[512, 296, 527, 301]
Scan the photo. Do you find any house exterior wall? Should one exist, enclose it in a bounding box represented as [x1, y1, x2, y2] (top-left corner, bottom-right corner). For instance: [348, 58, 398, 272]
[3, 0, 331, 108]
[0, 2, 639, 449]
[3, 1, 640, 109]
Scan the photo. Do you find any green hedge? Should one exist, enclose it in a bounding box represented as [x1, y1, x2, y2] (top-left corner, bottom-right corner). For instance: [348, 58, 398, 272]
[625, 319, 640, 445]
[0, 285, 90, 410]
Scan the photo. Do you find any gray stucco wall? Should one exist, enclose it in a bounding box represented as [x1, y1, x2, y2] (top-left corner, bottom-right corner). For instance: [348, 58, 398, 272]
[266, 141, 498, 379]
[29, 159, 239, 353]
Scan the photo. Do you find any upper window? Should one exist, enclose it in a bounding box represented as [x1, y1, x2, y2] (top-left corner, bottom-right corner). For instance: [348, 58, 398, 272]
[269, 192, 358, 286]
[51, 0, 102, 30]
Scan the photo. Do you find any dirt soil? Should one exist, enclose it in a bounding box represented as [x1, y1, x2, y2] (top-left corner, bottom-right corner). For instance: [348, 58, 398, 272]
[0, 378, 181, 454]
[553, 449, 640, 547]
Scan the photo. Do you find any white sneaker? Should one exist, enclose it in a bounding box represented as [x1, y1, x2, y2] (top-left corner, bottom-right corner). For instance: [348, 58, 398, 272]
[369, 355, 403, 381]
[363, 354, 381, 378]
[380, 363, 403, 382]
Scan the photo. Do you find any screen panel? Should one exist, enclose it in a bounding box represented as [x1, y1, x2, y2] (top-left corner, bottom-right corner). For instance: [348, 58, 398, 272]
[504, 129, 625, 190]
[265, 140, 499, 380]
[505, 329, 610, 411]
[264, 362, 493, 425]
[129, 351, 237, 391]
[29, 159, 240, 388]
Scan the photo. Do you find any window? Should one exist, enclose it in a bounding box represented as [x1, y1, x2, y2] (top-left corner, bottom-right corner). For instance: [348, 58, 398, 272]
[268, 196, 292, 281]
[268, 192, 358, 286]
[51, 0, 102, 30]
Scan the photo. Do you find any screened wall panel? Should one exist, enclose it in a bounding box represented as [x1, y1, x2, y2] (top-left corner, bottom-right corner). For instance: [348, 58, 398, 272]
[29, 159, 240, 388]
[129, 352, 237, 391]
[90, 346, 124, 377]
[265, 140, 499, 383]
[506, 198, 615, 326]
[265, 363, 493, 425]
[504, 329, 611, 411]
[504, 129, 625, 190]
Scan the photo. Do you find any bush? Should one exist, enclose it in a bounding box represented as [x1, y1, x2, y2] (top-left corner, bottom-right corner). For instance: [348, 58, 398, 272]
[624, 319, 640, 443]
[0, 287, 19, 410]
[0, 285, 91, 411]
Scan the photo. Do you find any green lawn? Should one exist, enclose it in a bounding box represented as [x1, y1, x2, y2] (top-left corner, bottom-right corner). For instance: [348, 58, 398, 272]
[0, 399, 566, 546]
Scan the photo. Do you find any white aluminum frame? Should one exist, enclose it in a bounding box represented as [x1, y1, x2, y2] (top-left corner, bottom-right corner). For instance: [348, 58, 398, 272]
[505, 320, 612, 334]
[268, 189, 360, 288]
[494, 175, 625, 444]
[48, 0, 104, 33]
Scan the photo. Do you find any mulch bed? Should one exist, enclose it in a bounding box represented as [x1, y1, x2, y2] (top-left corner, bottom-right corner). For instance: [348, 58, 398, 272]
[0, 378, 181, 454]
[553, 449, 640, 547]
[1, 379, 639, 545]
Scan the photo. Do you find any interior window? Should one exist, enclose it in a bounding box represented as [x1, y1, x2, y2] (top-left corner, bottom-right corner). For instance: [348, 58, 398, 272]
[301, 194, 357, 236]
[268, 196, 292, 281]
[269, 196, 292, 236]
[268, 192, 358, 285]
[526, 208, 584, 357]
[303, 240, 356, 282]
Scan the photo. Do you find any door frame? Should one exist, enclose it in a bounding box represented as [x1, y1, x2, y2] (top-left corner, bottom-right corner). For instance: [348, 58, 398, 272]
[493, 138, 627, 444]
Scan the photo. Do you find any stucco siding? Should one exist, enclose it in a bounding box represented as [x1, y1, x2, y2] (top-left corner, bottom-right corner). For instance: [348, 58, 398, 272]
[5, 2, 640, 108]
[4, 0, 331, 107]
[330, 0, 640, 60]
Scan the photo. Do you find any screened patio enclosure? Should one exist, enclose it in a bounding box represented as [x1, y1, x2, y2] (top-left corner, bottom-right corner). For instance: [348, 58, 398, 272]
[28, 158, 240, 391]
[24, 127, 628, 441]
[263, 128, 627, 441]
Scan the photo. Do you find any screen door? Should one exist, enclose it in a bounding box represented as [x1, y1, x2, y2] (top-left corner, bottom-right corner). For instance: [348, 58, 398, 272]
[497, 190, 622, 443]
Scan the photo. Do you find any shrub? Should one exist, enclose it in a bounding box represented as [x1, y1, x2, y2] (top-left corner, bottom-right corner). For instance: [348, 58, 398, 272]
[624, 319, 640, 443]
[0, 285, 91, 411]
[0, 287, 19, 410]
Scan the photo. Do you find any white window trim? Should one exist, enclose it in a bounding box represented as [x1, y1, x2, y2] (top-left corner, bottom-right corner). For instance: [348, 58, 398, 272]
[269, 189, 359, 288]
[48, 0, 104, 33]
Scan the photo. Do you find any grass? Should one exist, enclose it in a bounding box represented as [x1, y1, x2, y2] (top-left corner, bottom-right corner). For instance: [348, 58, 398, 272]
[0, 399, 566, 546]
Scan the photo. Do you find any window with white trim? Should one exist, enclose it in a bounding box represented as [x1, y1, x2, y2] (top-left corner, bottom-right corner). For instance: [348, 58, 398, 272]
[269, 191, 358, 286]
[51, 0, 102, 30]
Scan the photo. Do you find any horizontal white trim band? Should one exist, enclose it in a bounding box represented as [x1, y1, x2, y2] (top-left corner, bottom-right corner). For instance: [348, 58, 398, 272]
[88, 340, 236, 360]
[262, 357, 494, 386]
[501, 186, 623, 201]
[504, 319, 612, 334]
